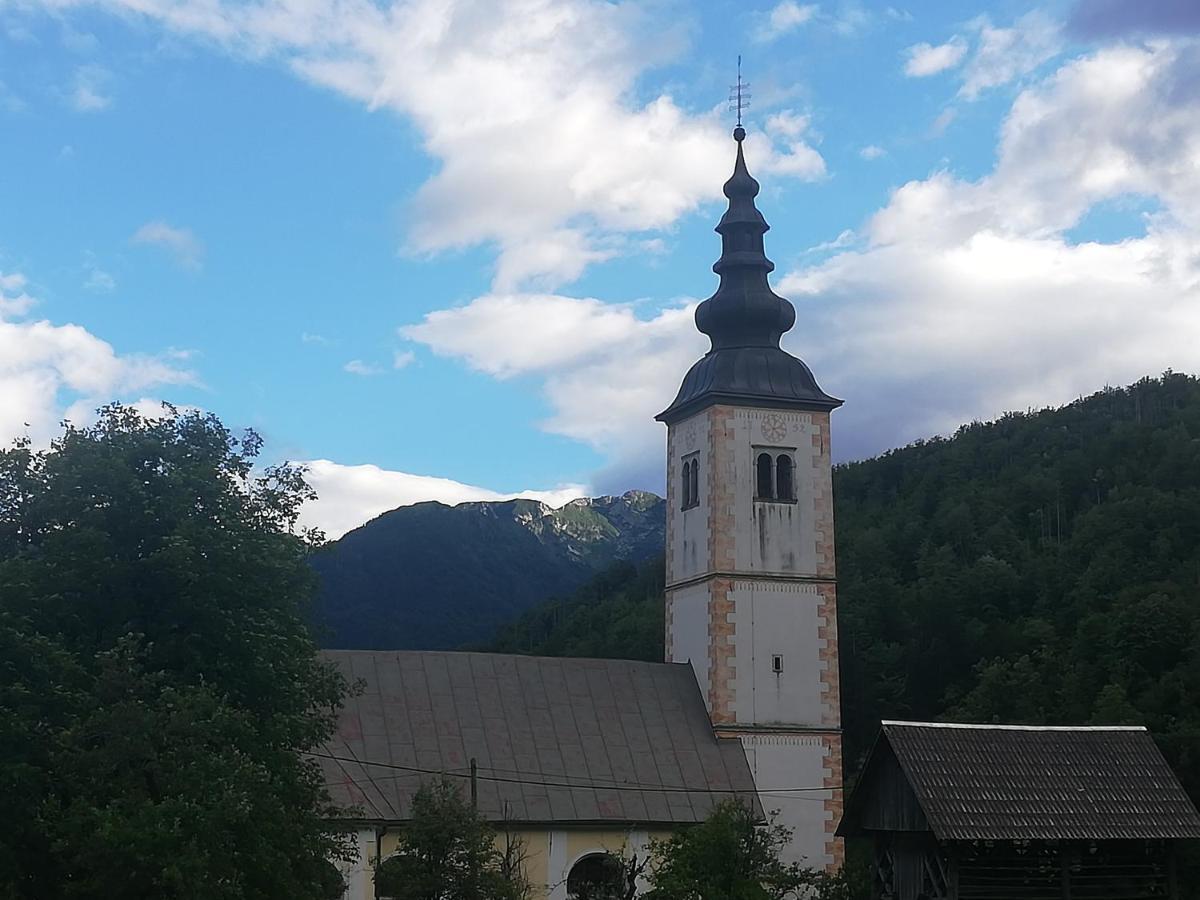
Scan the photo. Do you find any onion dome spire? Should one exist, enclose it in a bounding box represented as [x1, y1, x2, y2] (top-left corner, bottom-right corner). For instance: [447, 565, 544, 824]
[695, 126, 794, 351]
[657, 127, 840, 424]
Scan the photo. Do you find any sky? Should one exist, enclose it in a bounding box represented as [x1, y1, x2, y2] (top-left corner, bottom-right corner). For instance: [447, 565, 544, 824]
[2, 0, 1200, 538]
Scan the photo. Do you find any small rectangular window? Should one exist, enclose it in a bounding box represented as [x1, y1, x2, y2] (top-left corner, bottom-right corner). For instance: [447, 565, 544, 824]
[771, 654, 784, 674]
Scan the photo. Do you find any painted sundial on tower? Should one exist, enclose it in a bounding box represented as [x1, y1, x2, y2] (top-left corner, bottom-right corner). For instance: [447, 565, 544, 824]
[761, 414, 787, 443]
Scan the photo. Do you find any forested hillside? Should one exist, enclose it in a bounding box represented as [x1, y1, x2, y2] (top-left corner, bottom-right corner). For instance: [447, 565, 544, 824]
[485, 557, 665, 661]
[312, 491, 664, 649]
[485, 373, 1200, 792]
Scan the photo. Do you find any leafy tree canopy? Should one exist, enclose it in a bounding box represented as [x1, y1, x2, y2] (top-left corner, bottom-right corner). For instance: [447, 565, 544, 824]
[0, 405, 349, 900]
[644, 800, 844, 900]
[374, 778, 528, 900]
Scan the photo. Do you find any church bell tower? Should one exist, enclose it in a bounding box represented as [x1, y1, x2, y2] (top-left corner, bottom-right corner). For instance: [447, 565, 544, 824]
[657, 125, 842, 869]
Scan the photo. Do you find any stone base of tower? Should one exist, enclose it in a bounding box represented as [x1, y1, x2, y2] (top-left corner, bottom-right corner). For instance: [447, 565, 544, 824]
[719, 729, 843, 872]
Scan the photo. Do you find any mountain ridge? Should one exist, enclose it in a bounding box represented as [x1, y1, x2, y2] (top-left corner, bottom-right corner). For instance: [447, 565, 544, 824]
[311, 490, 665, 650]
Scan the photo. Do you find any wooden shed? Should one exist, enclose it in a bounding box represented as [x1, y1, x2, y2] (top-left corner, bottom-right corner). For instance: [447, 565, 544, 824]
[836, 721, 1200, 900]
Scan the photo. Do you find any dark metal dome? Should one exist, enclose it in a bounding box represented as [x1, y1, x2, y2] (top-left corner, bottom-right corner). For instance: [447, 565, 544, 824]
[657, 129, 840, 424]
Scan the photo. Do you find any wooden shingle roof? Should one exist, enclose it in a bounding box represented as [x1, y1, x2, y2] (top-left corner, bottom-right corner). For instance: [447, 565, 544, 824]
[839, 721, 1200, 842]
[317, 650, 761, 827]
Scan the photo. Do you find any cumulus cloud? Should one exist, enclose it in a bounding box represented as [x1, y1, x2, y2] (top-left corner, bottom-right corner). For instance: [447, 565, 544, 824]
[131, 221, 204, 270]
[0, 272, 37, 316]
[0, 269, 193, 447]
[806, 229, 857, 254]
[776, 40, 1200, 455]
[28, 0, 823, 289]
[392, 349, 415, 369]
[959, 12, 1061, 99]
[859, 144, 886, 161]
[904, 37, 968, 77]
[297, 459, 587, 538]
[403, 294, 705, 487]
[1067, 0, 1200, 38]
[405, 40, 1200, 482]
[754, 1, 817, 42]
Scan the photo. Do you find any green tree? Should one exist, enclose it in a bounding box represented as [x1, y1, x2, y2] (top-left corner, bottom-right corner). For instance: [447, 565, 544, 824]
[0, 405, 350, 900]
[644, 801, 818, 900]
[374, 778, 527, 900]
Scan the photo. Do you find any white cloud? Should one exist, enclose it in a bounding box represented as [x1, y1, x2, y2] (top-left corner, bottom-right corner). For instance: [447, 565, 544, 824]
[403, 293, 705, 486]
[859, 144, 886, 160]
[959, 12, 1061, 99]
[70, 64, 112, 111]
[301, 331, 329, 344]
[0, 272, 37, 316]
[765, 110, 810, 139]
[131, 220, 204, 270]
[343, 359, 382, 376]
[806, 228, 857, 253]
[392, 349, 415, 369]
[0, 269, 193, 446]
[929, 107, 957, 136]
[755, 1, 817, 42]
[29, 0, 824, 289]
[83, 255, 116, 292]
[774, 40, 1200, 455]
[831, 3, 871, 36]
[904, 36, 968, 77]
[297, 459, 587, 539]
[406, 41, 1200, 482]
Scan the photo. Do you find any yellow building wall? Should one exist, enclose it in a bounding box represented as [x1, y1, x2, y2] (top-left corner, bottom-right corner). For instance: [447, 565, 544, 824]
[344, 826, 673, 900]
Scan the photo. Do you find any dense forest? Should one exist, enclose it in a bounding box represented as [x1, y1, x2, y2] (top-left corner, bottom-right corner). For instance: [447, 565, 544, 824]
[485, 373, 1200, 794]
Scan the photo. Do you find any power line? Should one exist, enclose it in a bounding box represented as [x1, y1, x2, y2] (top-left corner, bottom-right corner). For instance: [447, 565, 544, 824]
[308, 750, 842, 796]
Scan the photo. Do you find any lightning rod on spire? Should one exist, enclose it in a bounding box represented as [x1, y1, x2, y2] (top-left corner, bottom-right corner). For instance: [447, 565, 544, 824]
[729, 55, 751, 139]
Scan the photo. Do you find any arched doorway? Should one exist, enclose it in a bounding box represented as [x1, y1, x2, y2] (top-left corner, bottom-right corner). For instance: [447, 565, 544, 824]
[566, 852, 625, 900]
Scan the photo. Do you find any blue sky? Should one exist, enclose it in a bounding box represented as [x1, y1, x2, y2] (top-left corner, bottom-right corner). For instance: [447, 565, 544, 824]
[2, 0, 1199, 536]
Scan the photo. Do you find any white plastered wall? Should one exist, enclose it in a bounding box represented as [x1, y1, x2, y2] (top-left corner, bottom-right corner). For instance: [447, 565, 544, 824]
[666, 410, 710, 584]
[728, 410, 821, 576]
[739, 734, 834, 869]
[728, 581, 826, 726]
[338, 829, 377, 900]
[667, 580, 711, 697]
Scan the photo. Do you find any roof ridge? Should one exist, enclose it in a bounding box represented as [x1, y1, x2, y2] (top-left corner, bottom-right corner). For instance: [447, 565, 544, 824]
[322, 648, 692, 669]
[882, 720, 1147, 732]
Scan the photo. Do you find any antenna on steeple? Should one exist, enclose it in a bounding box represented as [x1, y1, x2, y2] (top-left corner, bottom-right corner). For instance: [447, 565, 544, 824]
[729, 54, 751, 138]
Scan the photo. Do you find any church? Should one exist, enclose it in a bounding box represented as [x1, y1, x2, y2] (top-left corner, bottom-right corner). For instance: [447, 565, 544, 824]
[322, 122, 844, 899]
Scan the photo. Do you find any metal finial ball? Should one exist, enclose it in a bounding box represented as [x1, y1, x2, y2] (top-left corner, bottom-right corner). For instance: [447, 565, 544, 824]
[733, 125, 746, 142]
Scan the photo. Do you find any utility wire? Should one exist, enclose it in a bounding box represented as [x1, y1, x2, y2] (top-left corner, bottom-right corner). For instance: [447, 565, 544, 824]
[307, 750, 842, 795]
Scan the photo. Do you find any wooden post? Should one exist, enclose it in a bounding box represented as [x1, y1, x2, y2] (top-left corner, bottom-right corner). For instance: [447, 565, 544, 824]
[470, 757, 478, 810]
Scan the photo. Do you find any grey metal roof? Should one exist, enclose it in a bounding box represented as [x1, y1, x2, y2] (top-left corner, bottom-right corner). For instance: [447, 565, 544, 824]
[318, 650, 761, 826]
[658, 346, 841, 424]
[841, 721, 1200, 842]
